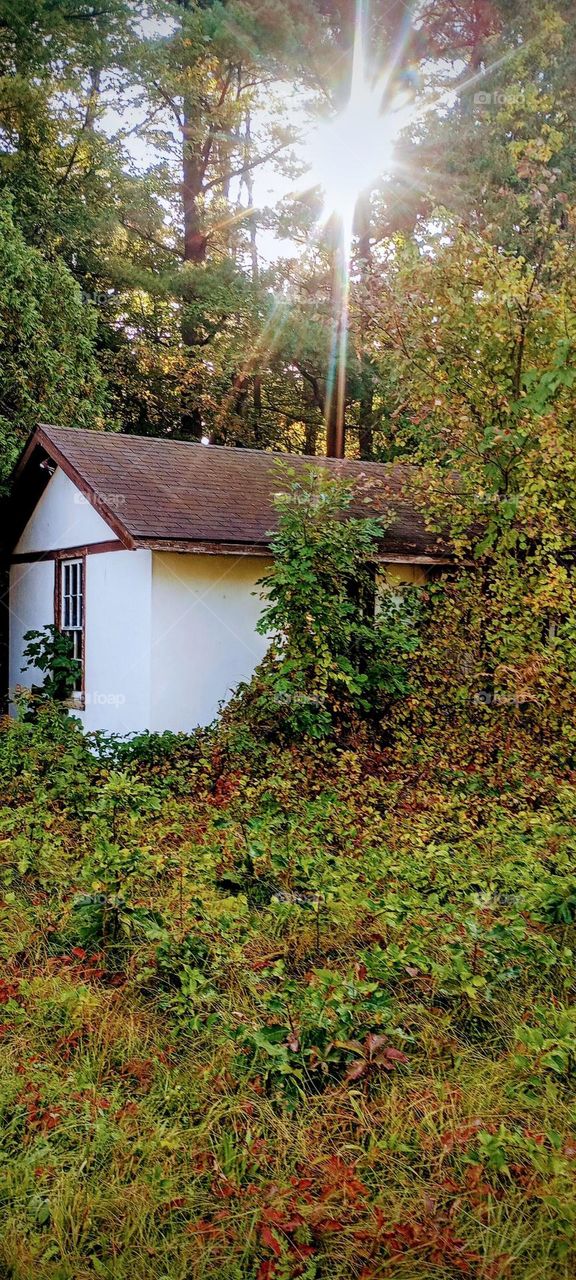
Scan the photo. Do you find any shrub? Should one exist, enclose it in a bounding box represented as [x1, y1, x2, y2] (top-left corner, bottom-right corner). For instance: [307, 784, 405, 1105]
[228, 468, 421, 739]
[21, 624, 81, 705]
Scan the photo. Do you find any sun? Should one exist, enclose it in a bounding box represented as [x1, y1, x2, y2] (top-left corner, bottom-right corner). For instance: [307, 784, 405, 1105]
[305, 23, 412, 233]
[308, 84, 396, 230]
[295, 0, 417, 456]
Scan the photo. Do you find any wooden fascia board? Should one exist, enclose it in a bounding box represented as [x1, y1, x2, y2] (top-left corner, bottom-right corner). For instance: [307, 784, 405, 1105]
[11, 540, 126, 565]
[141, 539, 271, 556]
[11, 427, 44, 481]
[141, 538, 458, 565]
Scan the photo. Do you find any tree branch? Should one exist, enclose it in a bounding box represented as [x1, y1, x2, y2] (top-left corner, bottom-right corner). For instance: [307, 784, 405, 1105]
[203, 141, 289, 193]
[152, 81, 183, 128]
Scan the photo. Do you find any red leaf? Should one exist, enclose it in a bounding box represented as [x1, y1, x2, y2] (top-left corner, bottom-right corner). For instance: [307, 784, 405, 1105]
[365, 1033, 390, 1057]
[260, 1225, 283, 1257]
[373, 1047, 409, 1068]
[266, 1208, 304, 1231]
[345, 1059, 368, 1082]
[384, 1046, 409, 1062]
[257, 1264, 276, 1280]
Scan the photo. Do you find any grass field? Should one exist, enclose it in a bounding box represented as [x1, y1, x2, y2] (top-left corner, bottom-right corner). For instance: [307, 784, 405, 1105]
[1, 710, 575, 1279]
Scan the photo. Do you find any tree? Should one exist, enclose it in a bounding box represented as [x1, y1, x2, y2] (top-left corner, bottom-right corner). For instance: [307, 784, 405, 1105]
[362, 209, 576, 730]
[414, 0, 576, 255]
[0, 199, 108, 487]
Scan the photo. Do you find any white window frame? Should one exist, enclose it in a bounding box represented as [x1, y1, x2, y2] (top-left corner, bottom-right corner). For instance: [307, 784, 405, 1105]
[60, 557, 84, 696]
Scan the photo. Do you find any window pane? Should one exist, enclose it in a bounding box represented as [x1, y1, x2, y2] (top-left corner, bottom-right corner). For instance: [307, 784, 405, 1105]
[61, 560, 84, 631]
[60, 560, 84, 694]
[62, 564, 69, 627]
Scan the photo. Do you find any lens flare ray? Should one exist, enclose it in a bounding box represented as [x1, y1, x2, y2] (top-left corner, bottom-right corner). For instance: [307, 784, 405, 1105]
[297, 0, 524, 455]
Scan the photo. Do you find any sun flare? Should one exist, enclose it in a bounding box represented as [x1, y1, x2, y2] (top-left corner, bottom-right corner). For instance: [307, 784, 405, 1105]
[305, 22, 412, 233]
[299, 1, 416, 454]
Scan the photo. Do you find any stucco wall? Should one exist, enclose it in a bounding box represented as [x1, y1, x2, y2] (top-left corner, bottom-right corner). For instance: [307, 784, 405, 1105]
[81, 549, 152, 734]
[374, 563, 427, 619]
[378, 563, 427, 587]
[15, 466, 118, 553]
[10, 465, 153, 735]
[150, 552, 270, 731]
[9, 560, 55, 695]
[9, 547, 153, 735]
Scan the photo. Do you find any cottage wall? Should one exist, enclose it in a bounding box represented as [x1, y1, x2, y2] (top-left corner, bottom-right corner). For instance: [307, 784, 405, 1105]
[15, 466, 118, 553]
[150, 552, 270, 731]
[9, 467, 153, 735]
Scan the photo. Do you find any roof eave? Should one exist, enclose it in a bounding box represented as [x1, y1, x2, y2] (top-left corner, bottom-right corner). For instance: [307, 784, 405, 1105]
[137, 536, 457, 564]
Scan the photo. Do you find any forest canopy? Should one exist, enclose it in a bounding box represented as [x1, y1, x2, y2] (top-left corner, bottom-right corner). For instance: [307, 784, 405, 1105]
[1, 0, 575, 481]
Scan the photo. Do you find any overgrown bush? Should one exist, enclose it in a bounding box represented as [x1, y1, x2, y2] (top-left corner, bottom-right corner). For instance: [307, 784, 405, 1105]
[21, 624, 82, 705]
[228, 469, 422, 739]
[1, 687, 576, 1277]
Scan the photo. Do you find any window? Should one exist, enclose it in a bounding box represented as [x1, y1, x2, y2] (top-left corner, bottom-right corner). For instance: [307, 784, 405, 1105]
[60, 558, 84, 693]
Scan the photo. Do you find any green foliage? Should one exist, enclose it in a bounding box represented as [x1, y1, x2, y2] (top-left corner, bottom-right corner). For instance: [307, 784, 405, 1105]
[0, 706, 576, 1276]
[73, 772, 164, 951]
[22, 624, 82, 706]
[231, 470, 421, 738]
[0, 198, 108, 486]
[0, 697, 97, 808]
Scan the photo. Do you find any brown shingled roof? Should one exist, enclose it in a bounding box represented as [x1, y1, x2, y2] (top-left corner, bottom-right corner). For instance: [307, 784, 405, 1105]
[8, 425, 453, 562]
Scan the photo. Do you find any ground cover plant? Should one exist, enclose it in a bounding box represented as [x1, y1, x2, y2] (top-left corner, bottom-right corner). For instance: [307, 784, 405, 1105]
[2, 472, 576, 1280]
[1, 688, 576, 1280]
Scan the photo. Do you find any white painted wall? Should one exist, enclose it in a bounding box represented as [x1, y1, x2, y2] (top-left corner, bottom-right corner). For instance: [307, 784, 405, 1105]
[10, 465, 152, 734]
[9, 549, 153, 735]
[81, 549, 152, 734]
[15, 466, 118, 553]
[150, 552, 270, 731]
[9, 560, 56, 695]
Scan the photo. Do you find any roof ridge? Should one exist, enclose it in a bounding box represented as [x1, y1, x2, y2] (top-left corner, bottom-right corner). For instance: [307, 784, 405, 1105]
[38, 424, 410, 472]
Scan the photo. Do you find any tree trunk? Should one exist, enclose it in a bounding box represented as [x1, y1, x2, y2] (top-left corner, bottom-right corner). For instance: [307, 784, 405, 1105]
[325, 233, 347, 458]
[180, 107, 208, 438]
[356, 194, 374, 459]
[182, 113, 208, 269]
[242, 109, 263, 437]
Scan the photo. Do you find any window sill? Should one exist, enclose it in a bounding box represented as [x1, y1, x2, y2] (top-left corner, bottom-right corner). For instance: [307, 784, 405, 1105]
[63, 695, 85, 712]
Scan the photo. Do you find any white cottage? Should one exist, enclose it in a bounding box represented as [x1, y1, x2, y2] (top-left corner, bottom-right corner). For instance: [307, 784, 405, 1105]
[4, 425, 452, 734]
